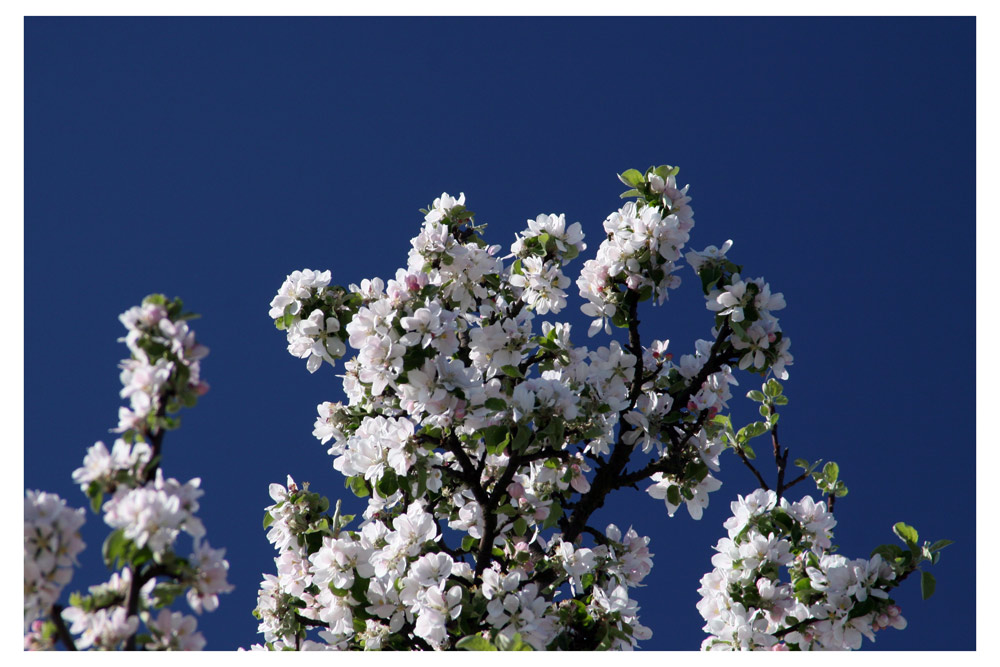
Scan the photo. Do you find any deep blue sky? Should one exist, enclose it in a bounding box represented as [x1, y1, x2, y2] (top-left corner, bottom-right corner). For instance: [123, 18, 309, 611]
[24, 17, 974, 650]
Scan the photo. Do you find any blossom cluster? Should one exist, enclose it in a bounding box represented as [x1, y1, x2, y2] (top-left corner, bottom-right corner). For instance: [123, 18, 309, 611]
[24, 491, 86, 630]
[578, 167, 693, 335]
[697, 489, 911, 650]
[24, 295, 232, 651]
[253, 474, 656, 651]
[115, 295, 209, 435]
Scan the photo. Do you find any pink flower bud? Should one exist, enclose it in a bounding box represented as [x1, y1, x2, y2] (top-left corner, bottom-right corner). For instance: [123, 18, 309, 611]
[507, 482, 525, 499]
[770, 643, 789, 651]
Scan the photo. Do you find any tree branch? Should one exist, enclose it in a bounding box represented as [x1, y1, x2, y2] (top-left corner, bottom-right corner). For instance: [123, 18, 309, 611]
[50, 604, 77, 651]
[770, 405, 790, 501]
[733, 445, 770, 491]
[123, 563, 177, 650]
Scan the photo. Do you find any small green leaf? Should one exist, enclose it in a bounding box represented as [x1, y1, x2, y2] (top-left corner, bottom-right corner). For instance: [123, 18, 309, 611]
[484, 397, 507, 411]
[347, 476, 370, 498]
[102, 530, 127, 569]
[920, 570, 936, 599]
[263, 512, 274, 529]
[764, 378, 783, 398]
[893, 522, 919, 545]
[618, 169, 644, 187]
[456, 635, 497, 651]
[483, 425, 510, 450]
[501, 365, 524, 379]
[929, 539, 954, 552]
[513, 517, 528, 536]
[746, 390, 766, 402]
[823, 462, 839, 484]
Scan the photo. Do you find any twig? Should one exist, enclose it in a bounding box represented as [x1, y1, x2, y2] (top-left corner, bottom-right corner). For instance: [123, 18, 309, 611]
[733, 446, 771, 491]
[50, 605, 77, 651]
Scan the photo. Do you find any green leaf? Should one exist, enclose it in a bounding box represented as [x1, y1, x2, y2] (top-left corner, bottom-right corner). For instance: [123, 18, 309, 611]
[871, 544, 903, 561]
[619, 188, 641, 199]
[929, 539, 954, 552]
[456, 635, 497, 651]
[823, 461, 839, 485]
[462, 536, 477, 552]
[484, 397, 507, 411]
[501, 365, 524, 379]
[542, 501, 563, 529]
[89, 488, 104, 514]
[511, 426, 532, 452]
[921, 571, 936, 599]
[513, 517, 528, 536]
[793, 458, 810, 469]
[483, 425, 510, 451]
[347, 476, 370, 498]
[376, 472, 399, 497]
[102, 530, 127, 569]
[893, 522, 919, 545]
[666, 485, 681, 507]
[305, 518, 330, 534]
[746, 390, 766, 402]
[262, 512, 274, 530]
[618, 169, 644, 187]
[764, 378, 783, 398]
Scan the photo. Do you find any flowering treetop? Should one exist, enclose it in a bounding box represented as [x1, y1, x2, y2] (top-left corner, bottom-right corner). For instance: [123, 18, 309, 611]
[254, 165, 948, 650]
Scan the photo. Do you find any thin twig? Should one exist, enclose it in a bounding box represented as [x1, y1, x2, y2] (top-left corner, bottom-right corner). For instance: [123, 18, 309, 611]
[50, 605, 77, 651]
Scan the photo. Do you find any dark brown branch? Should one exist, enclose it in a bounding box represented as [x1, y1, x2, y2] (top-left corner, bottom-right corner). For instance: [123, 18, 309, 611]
[123, 564, 177, 650]
[50, 604, 77, 651]
[733, 445, 770, 491]
[560, 318, 736, 546]
[770, 405, 791, 501]
[295, 614, 329, 628]
[444, 435, 489, 508]
[781, 470, 810, 492]
[475, 447, 524, 577]
[138, 401, 170, 484]
[520, 447, 572, 464]
[773, 617, 815, 639]
[581, 525, 613, 546]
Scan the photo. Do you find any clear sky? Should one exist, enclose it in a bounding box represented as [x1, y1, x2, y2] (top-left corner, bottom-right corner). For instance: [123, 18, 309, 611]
[24, 17, 974, 650]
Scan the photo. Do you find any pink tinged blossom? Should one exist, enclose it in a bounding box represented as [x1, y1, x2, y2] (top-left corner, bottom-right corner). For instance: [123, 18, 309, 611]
[61, 606, 139, 650]
[187, 540, 234, 614]
[147, 609, 207, 651]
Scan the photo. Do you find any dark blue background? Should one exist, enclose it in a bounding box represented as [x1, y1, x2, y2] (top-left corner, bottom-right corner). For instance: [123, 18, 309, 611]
[24, 17, 975, 650]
